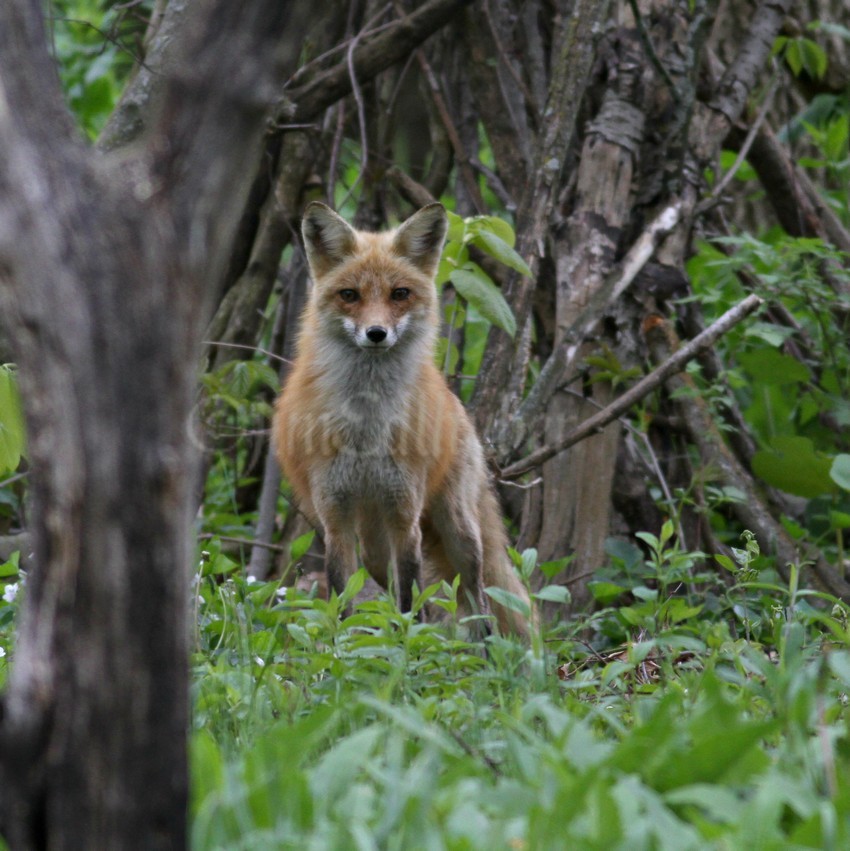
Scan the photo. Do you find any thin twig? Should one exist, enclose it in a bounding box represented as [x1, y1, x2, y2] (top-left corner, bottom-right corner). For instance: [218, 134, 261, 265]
[561, 387, 685, 549]
[408, 33, 487, 213]
[482, 0, 540, 123]
[338, 4, 393, 209]
[695, 73, 779, 216]
[198, 533, 287, 554]
[563, 568, 600, 588]
[500, 294, 764, 479]
[497, 476, 542, 490]
[627, 0, 679, 101]
[283, 18, 398, 90]
[327, 102, 346, 205]
[203, 340, 293, 365]
[0, 472, 27, 489]
[49, 16, 150, 71]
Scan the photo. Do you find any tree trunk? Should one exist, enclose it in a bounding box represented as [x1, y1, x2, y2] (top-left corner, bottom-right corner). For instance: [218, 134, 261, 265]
[0, 2, 311, 847]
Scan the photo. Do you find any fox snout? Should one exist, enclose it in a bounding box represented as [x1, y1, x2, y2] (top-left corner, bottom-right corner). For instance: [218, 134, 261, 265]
[366, 326, 387, 343]
[346, 316, 407, 350]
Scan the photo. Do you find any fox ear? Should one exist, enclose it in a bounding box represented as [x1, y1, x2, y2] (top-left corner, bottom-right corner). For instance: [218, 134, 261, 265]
[392, 203, 447, 276]
[302, 202, 357, 279]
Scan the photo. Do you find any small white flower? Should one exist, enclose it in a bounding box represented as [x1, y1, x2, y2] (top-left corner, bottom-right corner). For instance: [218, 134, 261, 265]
[275, 586, 288, 599]
[246, 576, 258, 585]
[255, 656, 265, 667]
[3, 583, 18, 603]
[0, 647, 6, 658]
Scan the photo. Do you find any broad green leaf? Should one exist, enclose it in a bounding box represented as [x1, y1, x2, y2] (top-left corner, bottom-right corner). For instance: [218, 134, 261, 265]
[588, 581, 626, 604]
[450, 266, 517, 337]
[737, 349, 809, 384]
[784, 39, 803, 76]
[752, 436, 835, 498]
[519, 547, 538, 580]
[0, 366, 25, 476]
[743, 321, 796, 347]
[436, 240, 468, 286]
[469, 230, 532, 276]
[338, 567, 367, 606]
[533, 585, 571, 604]
[485, 585, 531, 617]
[810, 21, 850, 41]
[475, 215, 516, 247]
[290, 530, 315, 562]
[445, 210, 466, 242]
[801, 38, 828, 79]
[539, 555, 574, 580]
[829, 454, 850, 492]
[0, 551, 19, 578]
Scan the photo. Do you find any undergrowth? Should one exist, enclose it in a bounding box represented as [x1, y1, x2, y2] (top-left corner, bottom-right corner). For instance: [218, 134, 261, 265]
[179, 532, 850, 850]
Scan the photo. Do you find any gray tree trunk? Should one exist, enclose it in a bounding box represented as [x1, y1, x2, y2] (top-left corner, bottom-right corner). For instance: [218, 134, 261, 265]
[0, 2, 311, 847]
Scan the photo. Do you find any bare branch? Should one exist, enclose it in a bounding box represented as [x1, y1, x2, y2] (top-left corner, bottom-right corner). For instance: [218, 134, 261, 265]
[288, 0, 475, 123]
[500, 294, 764, 479]
[502, 201, 683, 457]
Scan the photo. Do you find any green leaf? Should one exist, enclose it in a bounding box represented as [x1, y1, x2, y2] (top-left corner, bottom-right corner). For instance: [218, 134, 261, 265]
[436, 240, 469, 286]
[810, 21, 850, 42]
[737, 349, 810, 384]
[0, 366, 26, 477]
[752, 436, 835, 499]
[475, 215, 516, 247]
[533, 585, 571, 605]
[742, 321, 796, 347]
[519, 547, 538, 580]
[338, 567, 367, 607]
[784, 39, 804, 76]
[485, 585, 531, 617]
[830, 454, 850, 492]
[445, 210, 466, 243]
[538, 555, 574, 580]
[450, 266, 516, 337]
[290, 530, 316, 562]
[0, 551, 19, 578]
[588, 581, 626, 605]
[715, 554, 737, 573]
[801, 38, 828, 79]
[469, 230, 532, 277]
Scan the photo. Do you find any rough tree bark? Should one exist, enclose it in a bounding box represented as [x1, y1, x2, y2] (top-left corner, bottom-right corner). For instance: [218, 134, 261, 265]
[0, 1, 311, 848]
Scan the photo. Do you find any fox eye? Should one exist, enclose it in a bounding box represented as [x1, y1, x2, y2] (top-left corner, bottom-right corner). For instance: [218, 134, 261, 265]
[391, 288, 410, 301]
[338, 289, 359, 303]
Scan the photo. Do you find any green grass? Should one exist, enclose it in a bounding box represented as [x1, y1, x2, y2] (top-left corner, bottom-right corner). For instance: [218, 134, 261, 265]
[187, 544, 850, 850]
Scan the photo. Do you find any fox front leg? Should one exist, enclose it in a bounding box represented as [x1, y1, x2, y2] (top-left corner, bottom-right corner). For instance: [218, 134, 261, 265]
[393, 525, 424, 619]
[320, 518, 358, 614]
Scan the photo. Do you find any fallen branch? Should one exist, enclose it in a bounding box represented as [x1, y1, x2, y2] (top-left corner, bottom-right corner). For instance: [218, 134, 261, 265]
[500, 293, 764, 479]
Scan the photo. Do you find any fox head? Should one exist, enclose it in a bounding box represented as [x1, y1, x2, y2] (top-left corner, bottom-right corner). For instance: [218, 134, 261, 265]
[301, 202, 447, 353]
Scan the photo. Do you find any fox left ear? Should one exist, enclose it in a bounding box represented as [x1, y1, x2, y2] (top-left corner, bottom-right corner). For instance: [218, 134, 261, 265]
[392, 203, 448, 276]
[302, 202, 358, 280]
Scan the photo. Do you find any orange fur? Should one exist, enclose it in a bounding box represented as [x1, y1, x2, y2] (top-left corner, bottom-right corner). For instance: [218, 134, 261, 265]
[273, 203, 532, 639]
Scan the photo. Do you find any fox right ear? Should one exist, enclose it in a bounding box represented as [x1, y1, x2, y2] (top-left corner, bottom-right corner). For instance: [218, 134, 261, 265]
[301, 202, 357, 279]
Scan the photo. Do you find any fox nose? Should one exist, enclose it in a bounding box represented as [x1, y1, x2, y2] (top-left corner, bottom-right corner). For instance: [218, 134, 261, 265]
[365, 326, 388, 343]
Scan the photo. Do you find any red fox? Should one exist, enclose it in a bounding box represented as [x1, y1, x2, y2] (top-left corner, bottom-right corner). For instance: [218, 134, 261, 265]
[272, 202, 531, 639]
